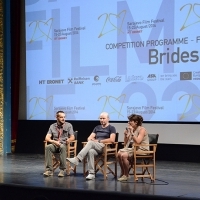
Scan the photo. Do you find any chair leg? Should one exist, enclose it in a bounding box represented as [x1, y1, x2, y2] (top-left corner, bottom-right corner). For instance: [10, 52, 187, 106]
[103, 156, 107, 180]
[73, 166, 76, 174]
[66, 161, 70, 175]
[83, 158, 87, 177]
[52, 155, 60, 172]
[114, 162, 117, 178]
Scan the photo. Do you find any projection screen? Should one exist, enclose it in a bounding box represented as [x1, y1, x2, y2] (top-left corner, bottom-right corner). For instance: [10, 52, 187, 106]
[25, 0, 200, 122]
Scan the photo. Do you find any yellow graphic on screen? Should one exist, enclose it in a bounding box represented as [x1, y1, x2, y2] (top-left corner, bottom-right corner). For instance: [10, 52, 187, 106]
[28, 18, 53, 43]
[28, 96, 53, 119]
[98, 94, 126, 118]
[98, 10, 126, 38]
[180, 3, 200, 31]
[179, 94, 200, 120]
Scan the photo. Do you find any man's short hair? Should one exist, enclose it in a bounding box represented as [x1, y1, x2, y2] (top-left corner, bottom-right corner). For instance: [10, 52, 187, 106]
[99, 112, 109, 119]
[56, 110, 65, 117]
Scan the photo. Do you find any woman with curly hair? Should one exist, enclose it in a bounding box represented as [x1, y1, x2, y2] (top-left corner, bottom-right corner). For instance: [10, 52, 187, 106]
[117, 114, 149, 181]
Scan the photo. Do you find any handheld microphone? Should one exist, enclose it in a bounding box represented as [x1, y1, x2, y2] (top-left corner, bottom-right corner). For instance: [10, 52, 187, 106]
[125, 127, 131, 138]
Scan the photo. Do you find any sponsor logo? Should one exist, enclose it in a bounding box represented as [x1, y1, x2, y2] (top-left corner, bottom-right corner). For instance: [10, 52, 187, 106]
[94, 75, 99, 82]
[67, 77, 90, 84]
[147, 74, 156, 78]
[192, 71, 200, 80]
[180, 72, 192, 80]
[106, 76, 121, 82]
[159, 74, 177, 81]
[125, 75, 143, 82]
[147, 74, 156, 81]
[92, 75, 101, 86]
[68, 78, 73, 84]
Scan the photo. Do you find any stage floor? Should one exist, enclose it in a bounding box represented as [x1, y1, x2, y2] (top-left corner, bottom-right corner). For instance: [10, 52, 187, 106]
[0, 154, 200, 200]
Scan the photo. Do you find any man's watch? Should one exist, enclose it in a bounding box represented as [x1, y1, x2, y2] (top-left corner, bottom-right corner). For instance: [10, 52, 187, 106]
[98, 139, 101, 143]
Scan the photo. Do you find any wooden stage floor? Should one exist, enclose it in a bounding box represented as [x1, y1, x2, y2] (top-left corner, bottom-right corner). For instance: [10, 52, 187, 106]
[0, 154, 200, 200]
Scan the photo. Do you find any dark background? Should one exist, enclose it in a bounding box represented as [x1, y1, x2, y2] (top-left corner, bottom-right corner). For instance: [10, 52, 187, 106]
[15, 120, 200, 163]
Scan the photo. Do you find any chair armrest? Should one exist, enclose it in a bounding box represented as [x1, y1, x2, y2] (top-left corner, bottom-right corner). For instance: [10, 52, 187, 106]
[68, 140, 77, 144]
[82, 142, 87, 147]
[82, 141, 118, 145]
[133, 144, 157, 146]
[44, 140, 47, 147]
[82, 141, 118, 147]
[133, 143, 157, 154]
[104, 142, 116, 145]
[104, 142, 118, 148]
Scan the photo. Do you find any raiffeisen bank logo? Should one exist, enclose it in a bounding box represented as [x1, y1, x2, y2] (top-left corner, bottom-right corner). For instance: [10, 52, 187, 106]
[68, 78, 73, 84]
[92, 75, 101, 86]
[67, 77, 90, 84]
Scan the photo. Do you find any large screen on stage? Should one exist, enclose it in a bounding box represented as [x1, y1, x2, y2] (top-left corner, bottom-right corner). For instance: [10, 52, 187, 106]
[25, 0, 200, 121]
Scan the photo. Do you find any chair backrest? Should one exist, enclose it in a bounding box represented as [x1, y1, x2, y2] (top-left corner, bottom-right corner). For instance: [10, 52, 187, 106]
[73, 131, 78, 140]
[148, 134, 159, 144]
[148, 134, 159, 151]
[115, 132, 119, 142]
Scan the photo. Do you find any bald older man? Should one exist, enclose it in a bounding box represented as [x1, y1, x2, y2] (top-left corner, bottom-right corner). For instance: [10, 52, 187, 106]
[66, 112, 116, 180]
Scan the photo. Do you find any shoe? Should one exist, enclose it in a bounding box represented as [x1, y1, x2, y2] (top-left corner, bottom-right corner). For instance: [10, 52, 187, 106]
[118, 175, 128, 181]
[118, 174, 123, 181]
[86, 173, 95, 180]
[118, 174, 130, 181]
[66, 157, 79, 166]
[58, 170, 65, 177]
[43, 170, 53, 176]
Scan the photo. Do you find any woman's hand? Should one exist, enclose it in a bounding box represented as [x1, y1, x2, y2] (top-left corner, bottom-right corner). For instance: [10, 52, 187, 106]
[127, 125, 134, 133]
[124, 128, 128, 135]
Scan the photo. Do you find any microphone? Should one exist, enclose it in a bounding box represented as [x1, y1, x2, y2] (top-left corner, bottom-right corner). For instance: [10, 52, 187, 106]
[125, 127, 131, 138]
[57, 124, 63, 129]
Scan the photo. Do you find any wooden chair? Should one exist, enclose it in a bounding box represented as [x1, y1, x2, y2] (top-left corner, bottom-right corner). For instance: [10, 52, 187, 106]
[129, 134, 159, 182]
[44, 131, 78, 175]
[82, 132, 119, 180]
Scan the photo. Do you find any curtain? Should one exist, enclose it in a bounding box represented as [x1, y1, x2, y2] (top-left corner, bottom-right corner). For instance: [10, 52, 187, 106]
[11, 0, 21, 152]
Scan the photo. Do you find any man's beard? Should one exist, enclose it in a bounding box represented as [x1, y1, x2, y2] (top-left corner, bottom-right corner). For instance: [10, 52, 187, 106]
[58, 120, 65, 125]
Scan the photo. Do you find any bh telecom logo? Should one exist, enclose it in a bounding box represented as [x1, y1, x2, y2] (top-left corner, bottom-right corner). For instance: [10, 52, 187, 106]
[92, 75, 101, 86]
[180, 72, 192, 80]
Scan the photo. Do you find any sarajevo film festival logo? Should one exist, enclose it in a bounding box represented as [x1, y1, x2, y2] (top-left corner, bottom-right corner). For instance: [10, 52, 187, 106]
[180, 72, 192, 80]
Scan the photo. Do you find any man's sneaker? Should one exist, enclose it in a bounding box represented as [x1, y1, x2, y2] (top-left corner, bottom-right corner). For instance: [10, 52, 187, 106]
[86, 173, 95, 180]
[43, 170, 53, 176]
[58, 170, 65, 177]
[66, 157, 79, 166]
